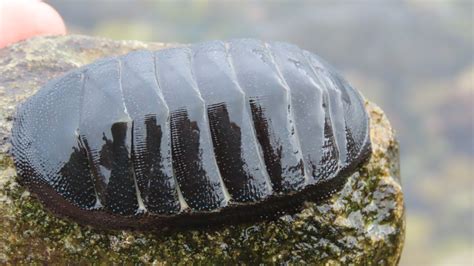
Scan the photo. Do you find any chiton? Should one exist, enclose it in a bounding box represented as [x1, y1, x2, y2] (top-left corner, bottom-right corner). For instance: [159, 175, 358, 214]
[11, 39, 371, 230]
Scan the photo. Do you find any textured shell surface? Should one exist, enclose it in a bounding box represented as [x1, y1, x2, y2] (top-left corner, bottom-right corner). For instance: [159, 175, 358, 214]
[11, 39, 371, 230]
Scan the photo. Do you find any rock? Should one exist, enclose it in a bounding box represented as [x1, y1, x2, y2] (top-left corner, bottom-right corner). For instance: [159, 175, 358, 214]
[0, 35, 405, 264]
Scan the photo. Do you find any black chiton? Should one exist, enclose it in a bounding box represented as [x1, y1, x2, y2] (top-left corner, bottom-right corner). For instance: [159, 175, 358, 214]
[11, 39, 371, 230]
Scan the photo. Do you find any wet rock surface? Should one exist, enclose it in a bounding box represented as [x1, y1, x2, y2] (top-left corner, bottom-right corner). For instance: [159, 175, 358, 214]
[0, 35, 404, 264]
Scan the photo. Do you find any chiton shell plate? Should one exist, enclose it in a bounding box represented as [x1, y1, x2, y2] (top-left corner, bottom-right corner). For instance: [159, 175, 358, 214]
[11, 39, 371, 230]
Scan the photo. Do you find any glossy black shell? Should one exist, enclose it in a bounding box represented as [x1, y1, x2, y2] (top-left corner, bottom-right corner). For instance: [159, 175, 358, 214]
[11, 39, 371, 230]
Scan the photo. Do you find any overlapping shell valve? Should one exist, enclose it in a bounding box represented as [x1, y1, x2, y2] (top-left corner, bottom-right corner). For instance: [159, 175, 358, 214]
[11, 39, 371, 230]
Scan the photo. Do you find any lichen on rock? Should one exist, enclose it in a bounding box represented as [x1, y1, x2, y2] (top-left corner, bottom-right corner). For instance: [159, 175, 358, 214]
[0, 35, 405, 264]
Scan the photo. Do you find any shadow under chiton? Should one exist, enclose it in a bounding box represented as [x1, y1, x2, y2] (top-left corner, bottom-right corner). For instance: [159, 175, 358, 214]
[11, 39, 371, 231]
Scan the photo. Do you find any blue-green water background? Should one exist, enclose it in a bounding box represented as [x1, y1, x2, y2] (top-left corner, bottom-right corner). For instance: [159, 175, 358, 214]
[48, 0, 473, 264]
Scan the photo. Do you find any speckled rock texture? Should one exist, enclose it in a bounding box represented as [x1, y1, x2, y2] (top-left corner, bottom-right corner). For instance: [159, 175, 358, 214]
[0, 35, 405, 264]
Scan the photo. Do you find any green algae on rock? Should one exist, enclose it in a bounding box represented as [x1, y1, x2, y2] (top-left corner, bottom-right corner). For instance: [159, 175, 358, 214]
[0, 35, 404, 264]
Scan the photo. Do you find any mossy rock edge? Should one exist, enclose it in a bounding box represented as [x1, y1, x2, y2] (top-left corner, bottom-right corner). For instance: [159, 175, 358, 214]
[0, 35, 404, 264]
